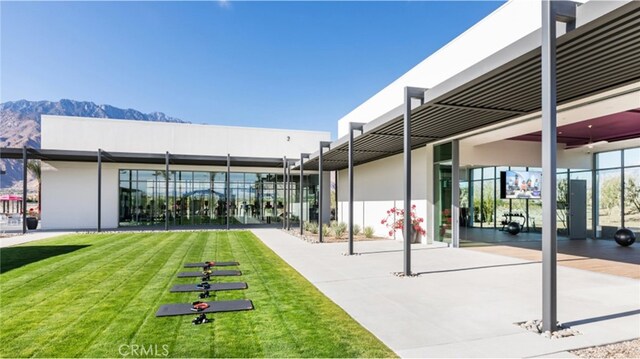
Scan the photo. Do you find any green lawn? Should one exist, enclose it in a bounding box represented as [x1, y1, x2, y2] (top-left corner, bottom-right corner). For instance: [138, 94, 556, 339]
[0, 231, 395, 358]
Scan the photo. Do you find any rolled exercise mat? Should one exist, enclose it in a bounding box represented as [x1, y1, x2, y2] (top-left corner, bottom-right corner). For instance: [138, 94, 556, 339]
[177, 270, 241, 277]
[155, 299, 254, 317]
[184, 261, 239, 268]
[170, 282, 247, 292]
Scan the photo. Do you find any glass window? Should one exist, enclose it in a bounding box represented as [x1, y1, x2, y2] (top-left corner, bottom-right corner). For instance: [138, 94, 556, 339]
[230, 173, 245, 182]
[472, 168, 482, 181]
[624, 167, 640, 230]
[213, 172, 226, 182]
[624, 148, 640, 167]
[597, 150, 621, 169]
[472, 181, 483, 227]
[482, 179, 495, 227]
[597, 169, 622, 231]
[193, 171, 209, 182]
[434, 142, 452, 162]
[483, 167, 495, 180]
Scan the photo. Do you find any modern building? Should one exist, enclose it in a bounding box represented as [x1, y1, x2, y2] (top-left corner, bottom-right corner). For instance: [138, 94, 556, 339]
[2, 0, 638, 333]
[25, 115, 331, 230]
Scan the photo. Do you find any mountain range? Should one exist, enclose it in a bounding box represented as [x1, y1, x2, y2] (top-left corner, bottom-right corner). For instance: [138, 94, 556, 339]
[0, 99, 187, 190]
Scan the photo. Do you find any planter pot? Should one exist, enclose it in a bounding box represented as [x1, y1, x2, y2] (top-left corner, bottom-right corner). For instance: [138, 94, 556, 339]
[26, 217, 38, 230]
[401, 230, 421, 244]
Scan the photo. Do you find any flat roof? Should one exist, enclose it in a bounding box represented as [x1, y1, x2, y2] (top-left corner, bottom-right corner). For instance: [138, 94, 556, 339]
[298, 1, 640, 171]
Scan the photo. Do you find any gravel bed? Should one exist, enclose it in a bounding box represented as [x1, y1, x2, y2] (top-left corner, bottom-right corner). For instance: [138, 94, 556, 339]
[571, 338, 640, 358]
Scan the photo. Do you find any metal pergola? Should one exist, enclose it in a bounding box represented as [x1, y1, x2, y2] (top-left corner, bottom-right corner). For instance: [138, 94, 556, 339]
[0, 147, 298, 233]
[292, 0, 640, 332]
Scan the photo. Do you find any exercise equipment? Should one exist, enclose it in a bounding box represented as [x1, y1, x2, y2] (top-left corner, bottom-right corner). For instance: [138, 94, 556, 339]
[506, 222, 521, 235]
[192, 313, 210, 325]
[155, 299, 254, 317]
[614, 228, 636, 246]
[500, 212, 528, 234]
[177, 270, 241, 278]
[170, 282, 248, 293]
[184, 261, 239, 268]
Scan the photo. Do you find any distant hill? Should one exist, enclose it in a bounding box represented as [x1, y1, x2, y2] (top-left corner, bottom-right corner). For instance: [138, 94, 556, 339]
[0, 99, 187, 190]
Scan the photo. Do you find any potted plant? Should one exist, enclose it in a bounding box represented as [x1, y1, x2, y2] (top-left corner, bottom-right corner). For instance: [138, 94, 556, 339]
[381, 205, 426, 243]
[26, 208, 38, 230]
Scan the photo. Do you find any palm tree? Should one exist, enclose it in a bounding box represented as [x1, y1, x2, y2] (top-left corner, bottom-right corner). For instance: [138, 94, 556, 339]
[26, 160, 41, 217]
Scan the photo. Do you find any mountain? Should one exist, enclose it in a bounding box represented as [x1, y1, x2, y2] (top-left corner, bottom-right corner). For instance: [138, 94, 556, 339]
[0, 99, 187, 190]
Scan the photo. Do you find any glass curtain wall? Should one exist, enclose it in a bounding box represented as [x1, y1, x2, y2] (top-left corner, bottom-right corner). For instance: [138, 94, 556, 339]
[119, 169, 318, 227]
[464, 146, 640, 238]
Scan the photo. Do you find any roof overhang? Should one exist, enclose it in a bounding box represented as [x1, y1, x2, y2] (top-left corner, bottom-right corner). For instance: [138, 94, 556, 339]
[0, 148, 294, 168]
[297, 0, 640, 171]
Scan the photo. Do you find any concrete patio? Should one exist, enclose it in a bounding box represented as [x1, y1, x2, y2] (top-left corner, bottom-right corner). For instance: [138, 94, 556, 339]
[252, 228, 640, 358]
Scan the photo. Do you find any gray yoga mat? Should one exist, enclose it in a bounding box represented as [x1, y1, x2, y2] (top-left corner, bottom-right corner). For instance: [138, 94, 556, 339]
[184, 261, 239, 268]
[155, 299, 254, 317]
[170, 282, 248, 292]
[177, 270, 241, 278]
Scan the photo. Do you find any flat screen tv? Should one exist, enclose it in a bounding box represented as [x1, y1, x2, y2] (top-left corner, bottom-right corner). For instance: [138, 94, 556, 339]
[500, 170, 542, 199]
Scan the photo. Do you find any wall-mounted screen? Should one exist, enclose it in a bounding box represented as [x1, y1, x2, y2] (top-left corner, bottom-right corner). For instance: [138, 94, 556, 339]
[500, 170, 542, 199]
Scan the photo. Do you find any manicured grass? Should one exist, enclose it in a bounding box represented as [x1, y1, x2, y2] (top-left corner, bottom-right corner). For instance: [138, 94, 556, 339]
[0, 231, 395, 358]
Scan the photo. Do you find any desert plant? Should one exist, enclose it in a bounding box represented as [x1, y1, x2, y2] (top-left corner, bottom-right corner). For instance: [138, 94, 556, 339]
[332, 222, 347, 238]
[307, 222, 319, 234]
[352, 224, 361, 236]
[322, 224, 331, 237]
[363, 226, 375, 238]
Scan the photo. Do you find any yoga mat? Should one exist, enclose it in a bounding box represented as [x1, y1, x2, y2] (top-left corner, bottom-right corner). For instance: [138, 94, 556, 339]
[155, 300, 254, 317]
[184, 261, 239, 268]
[170, 282, 248, 292]
[177, 270, 241, 278]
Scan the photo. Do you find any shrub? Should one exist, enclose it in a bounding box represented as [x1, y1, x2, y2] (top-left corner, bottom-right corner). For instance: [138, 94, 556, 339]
[352, 224, 362, 236]
[307, 222, 319, 234]
[322, 224, 331, 237]
[363, 226, 375, 238]
[333, 222, 347, 238]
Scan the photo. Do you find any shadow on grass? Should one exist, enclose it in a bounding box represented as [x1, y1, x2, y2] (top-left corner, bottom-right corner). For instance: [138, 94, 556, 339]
[0, 245, 90, 274]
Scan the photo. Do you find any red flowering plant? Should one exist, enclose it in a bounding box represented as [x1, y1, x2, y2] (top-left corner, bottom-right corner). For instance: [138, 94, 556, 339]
[380, 205, 426, 237]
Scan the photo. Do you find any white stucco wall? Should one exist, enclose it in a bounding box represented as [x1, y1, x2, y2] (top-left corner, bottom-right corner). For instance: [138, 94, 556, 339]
[41, 115, 330, 158]
[336, 147, 428, 241]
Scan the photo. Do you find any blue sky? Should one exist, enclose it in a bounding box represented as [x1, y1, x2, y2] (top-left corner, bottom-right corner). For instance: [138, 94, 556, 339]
[1, 1, 503, 138]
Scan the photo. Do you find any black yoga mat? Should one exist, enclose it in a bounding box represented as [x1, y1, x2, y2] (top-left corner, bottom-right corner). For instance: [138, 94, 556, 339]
[184, 261, 239, 268]
[170, 282, 247, 292]
[155, 299, 254, 317]
[177, 270, 241, 277]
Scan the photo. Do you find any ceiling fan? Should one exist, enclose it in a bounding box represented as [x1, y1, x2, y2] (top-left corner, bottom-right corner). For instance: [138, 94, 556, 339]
[564, 124, 608, 150]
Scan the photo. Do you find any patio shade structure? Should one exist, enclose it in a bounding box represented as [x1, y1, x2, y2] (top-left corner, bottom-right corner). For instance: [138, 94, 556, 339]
[292, 0, 639, 330]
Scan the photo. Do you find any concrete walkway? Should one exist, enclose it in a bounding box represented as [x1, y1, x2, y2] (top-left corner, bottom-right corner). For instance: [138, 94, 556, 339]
[252, 228, 640, 358]
[0, 231, 72, 248]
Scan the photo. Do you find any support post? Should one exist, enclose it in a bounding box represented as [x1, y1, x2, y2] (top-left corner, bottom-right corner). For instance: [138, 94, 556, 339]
[288, 162, 292, 230]
[451, 139, 460, 248]
[348, 122, 365, 255]
[403, 87, 425, 276]
[283, 157, 287, 230]
[300, 153, 309, 235]
[226, 154, 230, 230]
[97, 148, 102, 232]
[541, 0, 576, 333]
[318, 141, 331, 243]
[165, 151, 170, 231]
[22, 146, 27, 234]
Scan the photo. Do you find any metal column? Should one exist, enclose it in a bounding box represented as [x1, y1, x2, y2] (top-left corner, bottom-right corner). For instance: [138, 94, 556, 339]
[283, 156, 287, 230]
[97, 148, 102, 232]
[541, 0, 576, 333]
[22, 146, 27, 234]
[287, 163, 292, 231]
[226, 154, 230, 230]
[300, 153, 309, 235]
[403, 87, 425, 276]
[348, 122, 365, 255]
[165, 151, 170, 231]
[451, 139, 460, 248]
[318, 141, 331, 243]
